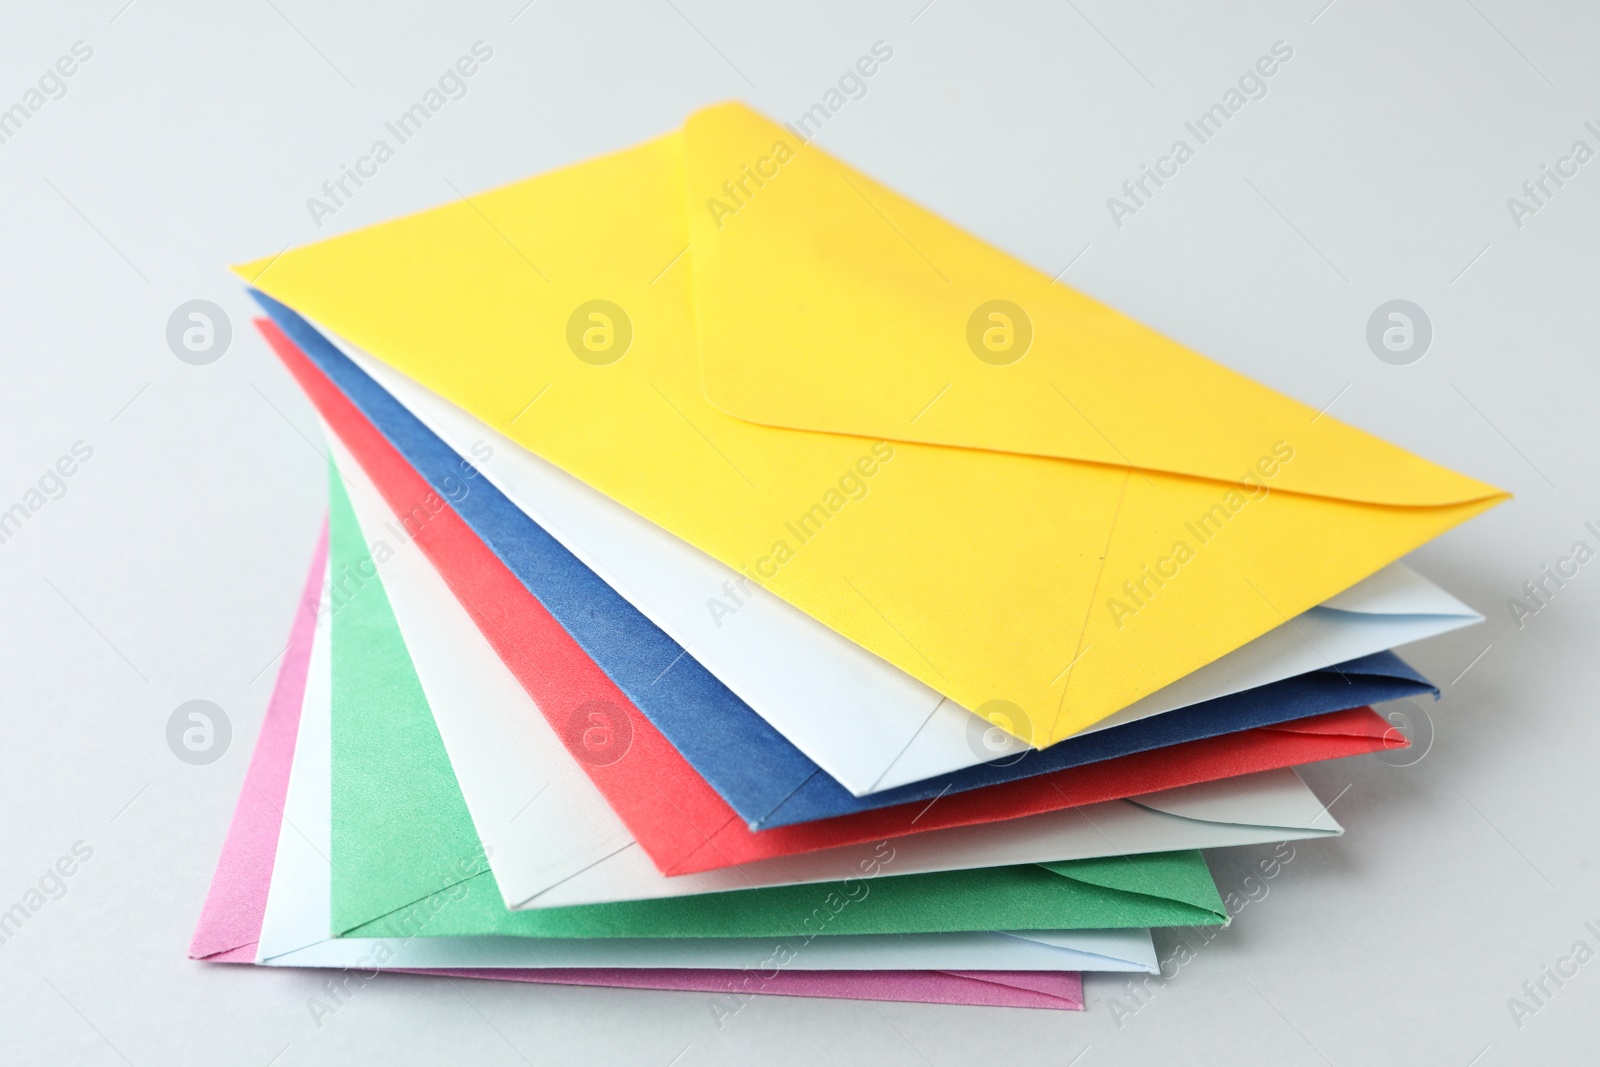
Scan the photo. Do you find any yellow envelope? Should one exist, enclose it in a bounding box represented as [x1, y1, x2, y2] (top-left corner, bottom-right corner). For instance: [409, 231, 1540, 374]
[239, 102, 1505, 747]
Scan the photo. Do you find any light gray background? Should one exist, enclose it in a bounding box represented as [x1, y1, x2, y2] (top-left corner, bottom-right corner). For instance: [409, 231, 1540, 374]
[1, 1, 1595, 1063]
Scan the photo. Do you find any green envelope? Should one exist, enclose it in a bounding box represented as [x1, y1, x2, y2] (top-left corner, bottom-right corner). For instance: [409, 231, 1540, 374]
[326, 462, 1228, 941]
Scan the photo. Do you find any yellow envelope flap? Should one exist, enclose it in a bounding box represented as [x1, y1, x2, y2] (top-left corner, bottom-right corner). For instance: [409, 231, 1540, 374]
[683, 102, 1500, 509]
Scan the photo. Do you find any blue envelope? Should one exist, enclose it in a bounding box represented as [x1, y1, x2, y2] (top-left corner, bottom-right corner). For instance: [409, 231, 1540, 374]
[258, 292, 1437, 830]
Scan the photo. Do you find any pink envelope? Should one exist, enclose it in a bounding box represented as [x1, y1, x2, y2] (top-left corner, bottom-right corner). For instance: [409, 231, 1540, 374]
[188, 522, 1083, 1011]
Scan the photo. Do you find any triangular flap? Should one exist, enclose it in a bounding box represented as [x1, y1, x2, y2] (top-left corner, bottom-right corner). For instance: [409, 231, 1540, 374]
[1265, 706, 1394, 740]
[683, 102, 1502, 509]
[1130, 768, 1340, 832]
[1036, 850, 1226, 918]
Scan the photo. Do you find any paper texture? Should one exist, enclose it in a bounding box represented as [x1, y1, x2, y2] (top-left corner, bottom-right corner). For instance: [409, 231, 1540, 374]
[237, 101, 1503, 745]
[330, 426, 1342, 912]
[191, 546, 1084, 1006]
[317, 463, 1226, 950]
[262, 314, 1406, 877]
[343, 336, 1474, 796]
[255, 549, 1163, 972]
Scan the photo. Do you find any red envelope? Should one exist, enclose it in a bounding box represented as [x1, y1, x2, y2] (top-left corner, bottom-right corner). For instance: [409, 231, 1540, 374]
[263, 319, 1401, 876]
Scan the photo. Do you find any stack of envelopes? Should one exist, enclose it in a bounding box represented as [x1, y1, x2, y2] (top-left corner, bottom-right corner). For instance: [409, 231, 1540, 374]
[190, 103, 1506, 1013]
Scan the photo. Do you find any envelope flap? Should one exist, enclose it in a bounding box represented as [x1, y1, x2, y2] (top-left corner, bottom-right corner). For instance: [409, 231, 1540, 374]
[1035, 850, 1225, 918]
[938, 970, 1086, 1004]
[1130, 768, 1340, 832]
[683, 103, 1500, 508]
[1264, 705, 1395, 740]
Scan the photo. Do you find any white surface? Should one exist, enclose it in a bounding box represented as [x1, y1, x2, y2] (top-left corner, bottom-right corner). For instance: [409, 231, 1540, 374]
[343, 337, 1479, 793]
[329, 431, 1340, 909]
[255, 582, 1157, 973]
[2, 2, 1596, 1064]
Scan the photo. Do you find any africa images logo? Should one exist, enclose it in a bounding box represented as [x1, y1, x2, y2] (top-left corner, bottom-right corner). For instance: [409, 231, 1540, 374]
[561, 700, 633, 767]
[705, 443, 896, 629]
[966, 300, 1032, 366]
[1105, 442, 1295, 629]
[566, 300, 632, 366]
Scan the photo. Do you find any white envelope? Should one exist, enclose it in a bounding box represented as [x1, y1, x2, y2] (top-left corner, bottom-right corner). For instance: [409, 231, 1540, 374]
[337, 336, 1481, 795]
[268, 931, 1159, 974]
[330, 433, 1340, 914]
[255, 579, 1158, 975]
